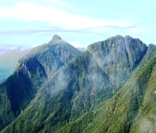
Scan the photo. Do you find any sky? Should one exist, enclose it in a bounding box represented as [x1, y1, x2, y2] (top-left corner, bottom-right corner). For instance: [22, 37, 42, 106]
[0, 0, 156, 48]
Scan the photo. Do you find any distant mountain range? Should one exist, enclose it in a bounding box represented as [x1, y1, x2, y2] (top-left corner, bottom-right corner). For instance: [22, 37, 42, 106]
[0, 35, 156, 133]
[0, 46, 30, 82]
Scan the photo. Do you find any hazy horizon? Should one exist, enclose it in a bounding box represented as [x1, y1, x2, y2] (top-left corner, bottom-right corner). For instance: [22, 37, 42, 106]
[0, 0, 156, 48]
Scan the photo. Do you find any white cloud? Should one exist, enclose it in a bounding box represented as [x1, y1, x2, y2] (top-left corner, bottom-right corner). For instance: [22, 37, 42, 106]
[0, 2, 135, 31]
[127, 27, 145, 34]
[70, 42, 83, 48]
[0, 45, 29, 52]
[44, 0, 81, 11]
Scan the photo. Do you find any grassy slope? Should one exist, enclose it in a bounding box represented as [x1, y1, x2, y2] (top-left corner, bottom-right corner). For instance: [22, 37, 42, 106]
[2, 52, 155, 133]
[0, 36, 152, 133]
[2, 54, 155, 133]
[52, 57, 156, 133]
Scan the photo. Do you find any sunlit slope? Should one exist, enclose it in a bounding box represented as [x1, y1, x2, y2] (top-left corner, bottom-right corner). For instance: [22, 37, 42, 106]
[54, 53, 156, 133]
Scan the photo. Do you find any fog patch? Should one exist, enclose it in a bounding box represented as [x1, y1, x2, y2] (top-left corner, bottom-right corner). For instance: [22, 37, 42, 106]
[139, 117, 156, 133]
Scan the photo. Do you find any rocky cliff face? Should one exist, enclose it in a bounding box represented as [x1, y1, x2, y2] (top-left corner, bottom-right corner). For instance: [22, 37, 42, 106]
[0, 35, 155, 133]
[88, 35, 147, 88]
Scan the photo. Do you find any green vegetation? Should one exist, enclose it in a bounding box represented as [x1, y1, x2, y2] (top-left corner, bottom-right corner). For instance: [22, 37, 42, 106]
[1, 35, 156, 133]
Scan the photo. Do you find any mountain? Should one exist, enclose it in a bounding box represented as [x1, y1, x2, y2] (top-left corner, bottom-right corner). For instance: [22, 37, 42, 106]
[54, 46, 156, 133]
[0, 35, 81, 131]
[0, 35, 156, 133]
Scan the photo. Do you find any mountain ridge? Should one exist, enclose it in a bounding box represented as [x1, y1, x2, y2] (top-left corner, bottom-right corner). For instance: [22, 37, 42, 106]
[0, 34, 156, 133]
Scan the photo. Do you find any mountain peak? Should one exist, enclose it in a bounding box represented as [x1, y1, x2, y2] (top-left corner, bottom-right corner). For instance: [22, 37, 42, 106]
[50, 34, 65, 43]
[52, 34, 62, 40]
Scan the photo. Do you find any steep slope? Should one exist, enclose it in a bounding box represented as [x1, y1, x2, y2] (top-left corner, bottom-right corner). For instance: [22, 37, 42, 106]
[1, 35, 149, 133]
[88, 35, 147, 88]
[0, 35, 81, 131]
[51, 45, 156, 133]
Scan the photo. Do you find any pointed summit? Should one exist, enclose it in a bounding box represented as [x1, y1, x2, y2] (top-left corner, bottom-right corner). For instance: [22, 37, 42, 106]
[52, 34, 62, 41]
[50, 34, 65, 44]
